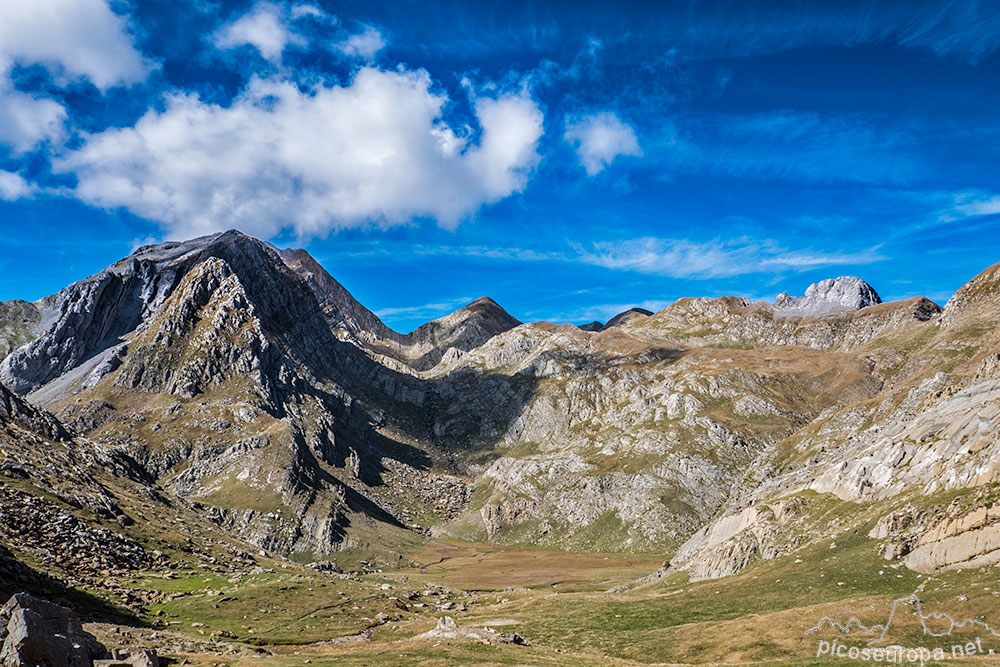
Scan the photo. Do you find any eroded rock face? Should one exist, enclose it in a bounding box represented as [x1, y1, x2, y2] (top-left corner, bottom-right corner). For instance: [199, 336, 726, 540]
[774, 276, 881, 318]
[905, 504, 1000, 573]
[942, 260, 1000, 325]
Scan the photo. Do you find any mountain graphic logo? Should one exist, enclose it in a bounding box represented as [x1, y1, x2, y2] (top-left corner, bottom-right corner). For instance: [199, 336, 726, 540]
[805, 595, 1000, 646]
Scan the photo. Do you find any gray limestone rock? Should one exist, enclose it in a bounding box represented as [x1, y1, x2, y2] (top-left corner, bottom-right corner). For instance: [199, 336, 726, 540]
[0, 593, 106, 667]
[774, 276, 881, 318]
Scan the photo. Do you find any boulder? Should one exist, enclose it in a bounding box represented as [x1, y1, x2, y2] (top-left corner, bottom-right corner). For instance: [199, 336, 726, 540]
[0, 593, 106, 667]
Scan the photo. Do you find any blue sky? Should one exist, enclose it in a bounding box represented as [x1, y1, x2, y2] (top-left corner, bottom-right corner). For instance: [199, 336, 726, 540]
[1, 1, 999, 332]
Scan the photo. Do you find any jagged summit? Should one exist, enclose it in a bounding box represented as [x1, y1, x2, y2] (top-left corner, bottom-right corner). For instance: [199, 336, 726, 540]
[390, 296, 521, 371]
[410, 296, 518, 337]
[773, 276, 882, 318]
[0, 230, 310, 397]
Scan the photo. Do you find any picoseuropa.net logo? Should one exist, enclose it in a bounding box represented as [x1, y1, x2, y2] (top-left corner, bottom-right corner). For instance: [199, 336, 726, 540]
[804, 594, 1000, 665]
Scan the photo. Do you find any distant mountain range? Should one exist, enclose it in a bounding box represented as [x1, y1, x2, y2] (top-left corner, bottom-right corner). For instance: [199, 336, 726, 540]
[1, 229, 999, 583]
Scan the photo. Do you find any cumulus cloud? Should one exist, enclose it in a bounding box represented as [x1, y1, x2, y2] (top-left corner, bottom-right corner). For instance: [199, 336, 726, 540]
[0, 0, 147, 152]
[0, 0, 149, 90]
[0, 86, 67, 152]
[564, 111, 642, 175]
[289, 4, 328, 20]
[335, 26, 387, 60]
[0, 171, 36, 200]
[214, 2, 300, 63]
[56, 67, 544, 239]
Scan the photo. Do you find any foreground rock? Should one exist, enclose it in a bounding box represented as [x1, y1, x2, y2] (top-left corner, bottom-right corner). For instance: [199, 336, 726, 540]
[416, 617, 530, 647]
[0, 593, 106, 667]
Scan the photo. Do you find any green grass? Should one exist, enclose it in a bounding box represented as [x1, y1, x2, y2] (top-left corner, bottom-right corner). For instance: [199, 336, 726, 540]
[134, 568, 395, 645]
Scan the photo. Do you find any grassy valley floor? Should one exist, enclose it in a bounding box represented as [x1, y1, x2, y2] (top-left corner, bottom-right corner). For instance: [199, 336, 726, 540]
[74, 536, 1000, 666]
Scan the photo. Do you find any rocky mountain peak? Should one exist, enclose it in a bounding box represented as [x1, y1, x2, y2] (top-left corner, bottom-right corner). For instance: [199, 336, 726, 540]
[773, 276, 881, 318]
[397, 296, 521, 370]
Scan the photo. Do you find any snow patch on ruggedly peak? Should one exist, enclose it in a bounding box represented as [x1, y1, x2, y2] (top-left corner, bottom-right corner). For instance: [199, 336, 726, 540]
[773, 276, 881, 318]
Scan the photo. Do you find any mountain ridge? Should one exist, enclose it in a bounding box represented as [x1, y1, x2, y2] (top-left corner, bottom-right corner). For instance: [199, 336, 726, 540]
[1, 230, 998, 587]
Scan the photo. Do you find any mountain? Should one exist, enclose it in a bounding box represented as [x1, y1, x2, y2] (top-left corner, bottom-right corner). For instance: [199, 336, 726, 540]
[2, 231, 999, 591]
[0, 231, 438, 560]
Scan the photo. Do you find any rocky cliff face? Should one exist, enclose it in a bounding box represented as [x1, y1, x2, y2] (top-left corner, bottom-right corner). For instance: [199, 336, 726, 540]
[0, 231, 439, 558]
[3, 231, 999, 588]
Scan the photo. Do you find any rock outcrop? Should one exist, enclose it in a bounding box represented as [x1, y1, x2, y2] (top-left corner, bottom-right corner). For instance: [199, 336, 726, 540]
[904, 503, 1000, 572]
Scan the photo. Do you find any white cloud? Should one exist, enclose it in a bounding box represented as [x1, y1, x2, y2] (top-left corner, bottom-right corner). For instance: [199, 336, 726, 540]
[398, 237, 885, 280]
[0, 0, 149, 90]
[214, 2, 299, 63]
[564, 111, 642, 175]
[56, 67, 544, 239]
[0, 85, 67, 152]
[335, 26, 387, 60]
[290, 4, 328, 20]
[952, 194, 1000, 218]
[0, 0, 147, 152]
[0, 170, 36, 200]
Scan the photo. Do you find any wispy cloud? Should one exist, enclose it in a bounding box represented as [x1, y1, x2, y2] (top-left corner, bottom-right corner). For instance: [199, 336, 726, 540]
[408, 2, 1000, 69]
[577, 238, 887, 278]
[403, 237, 887, 280]
[636, 1, 1000, 63]
[947, 192, 1000, 219]
[374, 295, 476, 321]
